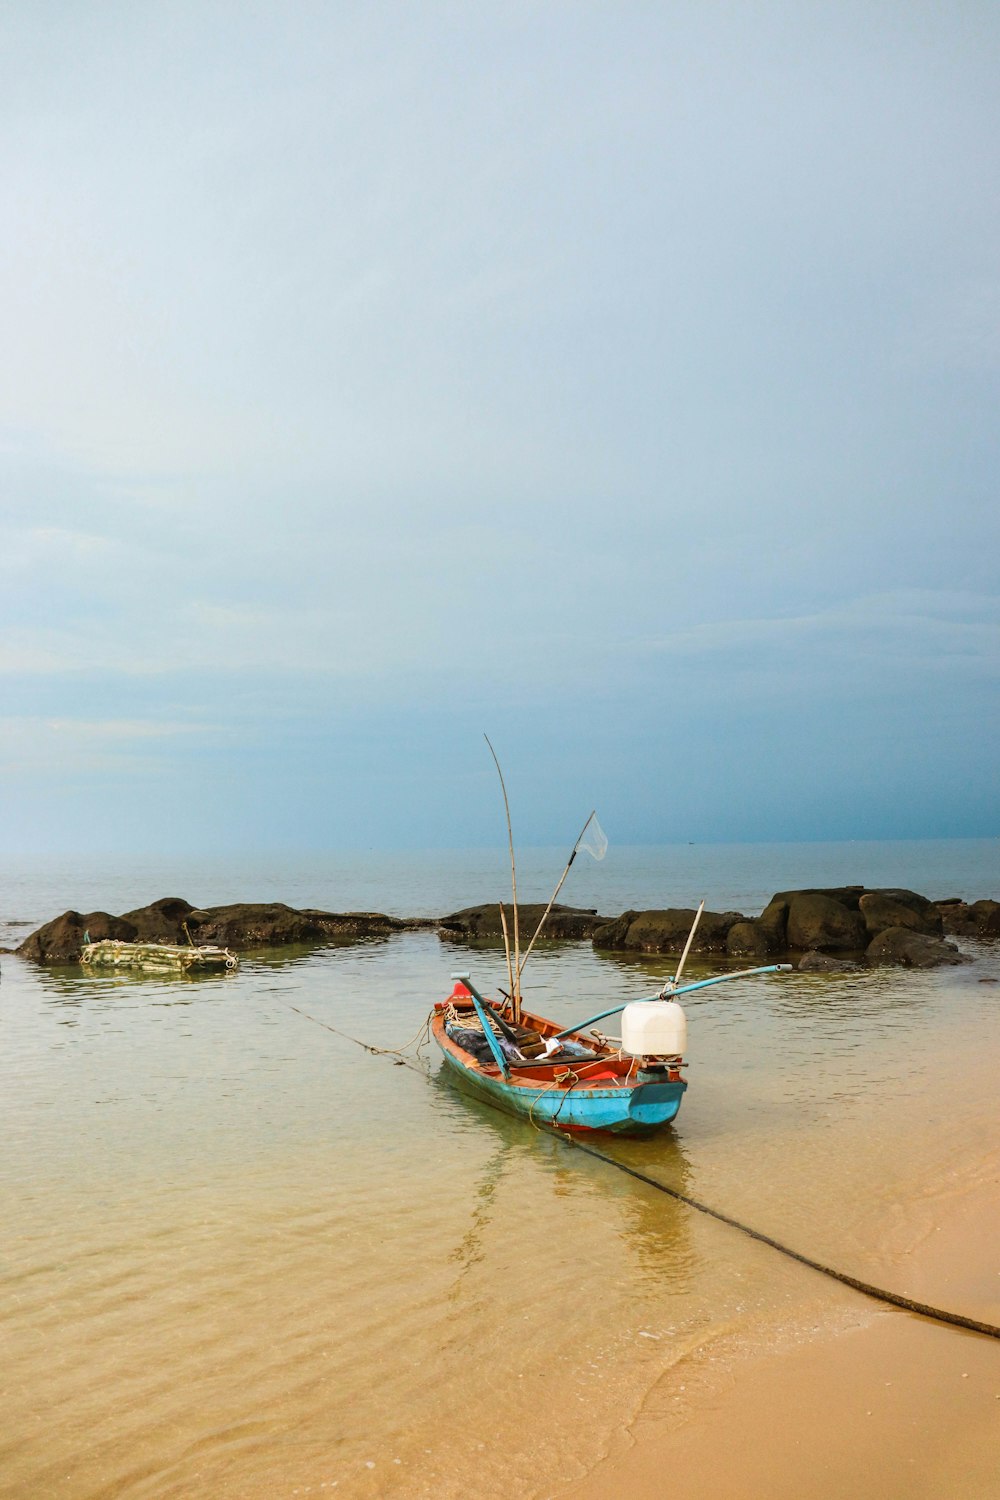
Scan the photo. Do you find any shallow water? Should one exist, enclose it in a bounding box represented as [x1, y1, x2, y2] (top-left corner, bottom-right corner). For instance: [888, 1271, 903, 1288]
[1, 844, 998, 1498]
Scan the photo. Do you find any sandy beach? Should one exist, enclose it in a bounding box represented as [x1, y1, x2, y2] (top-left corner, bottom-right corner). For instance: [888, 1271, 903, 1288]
[559, 1169, 1000, 1500]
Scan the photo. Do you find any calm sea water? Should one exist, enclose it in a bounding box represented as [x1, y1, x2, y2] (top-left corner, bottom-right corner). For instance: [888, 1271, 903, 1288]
[3, 838, 999, 929]
[2, 841, 998, 1499]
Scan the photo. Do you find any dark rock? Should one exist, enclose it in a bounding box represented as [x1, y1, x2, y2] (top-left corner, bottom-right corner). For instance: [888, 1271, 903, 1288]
[17, 899, 406, 962]
[187, 903, 403, 947]
[439, 903, 604, 943]
[17, 910, 139, 963]
[798, 951, 858, 972]
[866, 928, 968, 968]
[875, 888, 942, 921]
[594, 908, 741, 955]
[726, 920, 772, 958]
[755, 899, 789, 952]
[786, 894, 867, 952]
[772, 886, 867, 911]
[937, 899, 1000, 938]
[978, 977, 999, 985]
[859, 892, 942, 939]
[936, 900, 976, 935]
[121, 896, 196, 942]
[591, 911, 639, 948]
[970, 900, 1000, 937]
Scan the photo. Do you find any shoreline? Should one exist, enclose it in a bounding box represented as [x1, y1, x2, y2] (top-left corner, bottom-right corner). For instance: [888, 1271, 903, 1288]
[556, 1165, 1000, 1500]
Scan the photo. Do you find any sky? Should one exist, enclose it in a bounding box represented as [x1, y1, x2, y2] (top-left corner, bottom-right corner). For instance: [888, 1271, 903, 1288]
[1, 1, 998, 853]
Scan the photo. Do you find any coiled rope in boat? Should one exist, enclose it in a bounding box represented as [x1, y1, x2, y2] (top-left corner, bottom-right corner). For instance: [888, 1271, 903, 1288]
[282, 998, 1000, 1342]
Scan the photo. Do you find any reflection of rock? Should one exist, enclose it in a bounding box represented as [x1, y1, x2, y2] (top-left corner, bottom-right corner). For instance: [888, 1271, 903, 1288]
[439, 903, 605, 942]
[594, 908, 741, 955]
[18, 898, 413, 963]
[866, 927, 967, 968]
[798, 951, 859, 972]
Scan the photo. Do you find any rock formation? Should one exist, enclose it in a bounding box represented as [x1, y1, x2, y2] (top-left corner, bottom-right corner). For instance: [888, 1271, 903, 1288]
[591, 908, 741, 955]
[16, 896, 416, 964]
[592, 887, 975, 970]
[935, 898, 1000, 939]
[865, 927, 965, 968]
[438, 903, 606, 942]
[14, 885, 995, 970]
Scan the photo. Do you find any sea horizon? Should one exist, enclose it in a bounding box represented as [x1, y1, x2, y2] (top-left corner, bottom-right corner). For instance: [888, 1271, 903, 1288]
[5, 835, 998, 934]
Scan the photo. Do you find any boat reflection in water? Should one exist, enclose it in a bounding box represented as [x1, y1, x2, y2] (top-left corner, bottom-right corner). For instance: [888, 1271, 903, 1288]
[432, 1068, 698, 1295]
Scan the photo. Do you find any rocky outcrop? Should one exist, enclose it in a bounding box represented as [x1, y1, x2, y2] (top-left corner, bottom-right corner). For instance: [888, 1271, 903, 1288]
[17, 898, 412, 964]
[865, 927, 967, 968]
[16, 910, 140, 963]
[190, 903, 408, 948]
[725, 920, 773, 958]
[754, 899, 790, 952]
[15, 884, 997, 971]
[439, 903, 606, 943]
[935, 899, 1000, 939]
[858, 891, 942, 938]
[593, 908, 742, 955]
[590, 885, 993, 970]
[786, 893, 867, 952]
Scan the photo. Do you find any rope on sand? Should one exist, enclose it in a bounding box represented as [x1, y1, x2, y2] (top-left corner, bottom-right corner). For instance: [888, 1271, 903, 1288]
[280, 998, 1000, 1342]
[558, 1131, 1000, 1342]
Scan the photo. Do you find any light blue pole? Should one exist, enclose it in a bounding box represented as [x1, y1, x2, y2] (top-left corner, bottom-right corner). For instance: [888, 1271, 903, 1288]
[452, 973, 511, 1077]
[552, 964, 792, 1040]
[669, 963, 792, 998]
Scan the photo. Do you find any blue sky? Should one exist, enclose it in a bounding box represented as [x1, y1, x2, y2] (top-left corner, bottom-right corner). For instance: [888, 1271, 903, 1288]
[2, 1, 998, 852]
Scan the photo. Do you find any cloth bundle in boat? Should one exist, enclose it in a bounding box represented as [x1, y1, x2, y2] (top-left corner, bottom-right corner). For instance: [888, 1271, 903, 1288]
[444, 1022, 524, 1066]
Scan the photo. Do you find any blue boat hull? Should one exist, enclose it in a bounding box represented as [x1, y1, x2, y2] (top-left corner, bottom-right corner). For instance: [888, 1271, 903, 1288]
[437, 1038, 686, 1135]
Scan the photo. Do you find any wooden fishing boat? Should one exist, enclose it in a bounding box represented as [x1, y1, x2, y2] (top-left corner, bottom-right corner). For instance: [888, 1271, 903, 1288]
[432, 983, 686, 1134]
[81, 938, 239, 973]
[442, 752, 790, 1134]
[432, 960, 790, 1135]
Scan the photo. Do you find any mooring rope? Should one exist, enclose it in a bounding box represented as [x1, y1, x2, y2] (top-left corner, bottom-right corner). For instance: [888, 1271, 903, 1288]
[280, 998, 1000, 1342]
[557, 1132, 1000, 1341]
[281, 1001, 432, 1076]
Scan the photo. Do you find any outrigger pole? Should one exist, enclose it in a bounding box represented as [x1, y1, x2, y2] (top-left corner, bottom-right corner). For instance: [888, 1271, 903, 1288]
[551, 964, 793, 1041]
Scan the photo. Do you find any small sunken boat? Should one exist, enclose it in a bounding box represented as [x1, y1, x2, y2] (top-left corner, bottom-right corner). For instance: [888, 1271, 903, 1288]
[80, 938, 239, 974]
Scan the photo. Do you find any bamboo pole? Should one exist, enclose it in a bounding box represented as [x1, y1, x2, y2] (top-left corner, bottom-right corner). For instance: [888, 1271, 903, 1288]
[518, 810, 596, 979]
[498, 902, 517, 1022]
[484, 735, 521, 1020]
[665, 899, 705, 993]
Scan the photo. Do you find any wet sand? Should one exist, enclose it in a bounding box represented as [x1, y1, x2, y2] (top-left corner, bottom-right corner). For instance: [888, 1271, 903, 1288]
[559, 1171, 1000, 1500]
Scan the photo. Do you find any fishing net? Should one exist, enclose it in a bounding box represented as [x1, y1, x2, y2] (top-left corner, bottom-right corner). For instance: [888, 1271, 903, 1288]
[577, 813, 608, 861]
